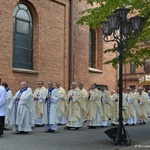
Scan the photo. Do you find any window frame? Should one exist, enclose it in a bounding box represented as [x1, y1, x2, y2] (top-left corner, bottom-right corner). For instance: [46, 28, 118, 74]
[13, 3, 34, 70]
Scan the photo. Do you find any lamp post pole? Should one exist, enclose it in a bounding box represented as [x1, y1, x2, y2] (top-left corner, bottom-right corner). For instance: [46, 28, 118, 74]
[115, 23, 126, 145]
[118, 31, 123, 144]
[102, 8, 145, 145]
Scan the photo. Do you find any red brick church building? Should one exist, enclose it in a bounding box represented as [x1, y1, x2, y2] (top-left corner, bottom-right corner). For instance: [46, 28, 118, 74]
[0, 0, 119, 93]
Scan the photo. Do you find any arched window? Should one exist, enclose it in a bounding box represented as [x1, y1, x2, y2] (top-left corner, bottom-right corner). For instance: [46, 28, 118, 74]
[89, 29, 96, 68]
[89, 29, 93, 67]
[89, 28, 103, 71]
[13, 4, 33, 69]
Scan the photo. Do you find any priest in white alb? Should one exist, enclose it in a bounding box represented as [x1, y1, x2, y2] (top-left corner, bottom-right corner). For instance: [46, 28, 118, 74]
[124, 87, 141, 125]
[64, 82, 83, 130]
[87, 83, 103, 129]
[56, 82, 67, 125]
[10, 81, 35, 134]
[0, 84, 7, 137]
[135, 87, 148, 124]
[2, 82, 13, 129]
[34, 81, 47, 126]
[111, 89, 129, 126]
[43, 81, 60, 132]
[100, 85, 113, 127]
[79, 83, 88, 123]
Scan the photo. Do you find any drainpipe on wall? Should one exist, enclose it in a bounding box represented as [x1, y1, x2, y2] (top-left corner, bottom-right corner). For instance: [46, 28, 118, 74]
[69, 0, 74, 88]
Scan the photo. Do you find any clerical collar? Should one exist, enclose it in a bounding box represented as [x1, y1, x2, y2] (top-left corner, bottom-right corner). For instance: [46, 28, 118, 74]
[6, 88, 10, 92]
[48, 87, 54, 91]
[20, 86, 28, 92]
[38, 86, 44, 89]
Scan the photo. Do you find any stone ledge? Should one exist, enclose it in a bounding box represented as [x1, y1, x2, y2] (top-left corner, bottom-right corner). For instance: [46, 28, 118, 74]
[89, 67, 103, 74]
[13, 68, 38, 75]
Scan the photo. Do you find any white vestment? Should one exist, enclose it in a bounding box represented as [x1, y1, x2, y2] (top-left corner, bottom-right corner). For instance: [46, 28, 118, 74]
[42, 88, 59, 131]
[100, 90, 112, 126]
[5, 89, 13, 126]
[66, 88, 83, 128]
[57, 87, 67, 124]
[0, 86, 7, 116]
[10, 87, 34, 132]
[34, 86, 47, 125]
[87, 88, 103, 127]
[0, 86, 7, 136]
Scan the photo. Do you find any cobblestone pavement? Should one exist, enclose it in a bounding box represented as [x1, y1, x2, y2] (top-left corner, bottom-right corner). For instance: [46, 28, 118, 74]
[0, 121, 150, 150]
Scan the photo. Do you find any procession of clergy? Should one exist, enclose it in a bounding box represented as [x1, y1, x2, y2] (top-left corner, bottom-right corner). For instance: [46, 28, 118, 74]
[0, 81, 150, 137]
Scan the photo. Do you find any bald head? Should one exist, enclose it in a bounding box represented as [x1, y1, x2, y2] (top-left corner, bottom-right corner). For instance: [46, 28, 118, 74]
[71, 82, 77, 89]
[48, 81, 53, 89]
[111, 90, 115, 95]
[20, 81, 28, 90]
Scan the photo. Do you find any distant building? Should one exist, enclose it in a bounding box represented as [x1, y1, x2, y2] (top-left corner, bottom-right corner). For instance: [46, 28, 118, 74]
[123, 59, 150, 91]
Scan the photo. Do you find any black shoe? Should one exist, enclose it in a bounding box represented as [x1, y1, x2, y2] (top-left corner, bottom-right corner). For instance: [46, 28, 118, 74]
[111, 123, 115, 126]
[17, 131, 25, 134]
[74, 127, 79, 130]
[88, 126, 96, 129]
[100, 126, 107, 128]
[35, 124, 44, 127]
[64, 126, 71, 130]
[58, 123, 62, 126]
[143, 121, 146, 125]
[49, 130, 55, 133]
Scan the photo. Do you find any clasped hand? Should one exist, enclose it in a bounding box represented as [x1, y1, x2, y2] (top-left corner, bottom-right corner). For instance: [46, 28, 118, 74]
[46, 95, 51, 99]
[15, 97, 20, 101]
[34, 96, 39, 100]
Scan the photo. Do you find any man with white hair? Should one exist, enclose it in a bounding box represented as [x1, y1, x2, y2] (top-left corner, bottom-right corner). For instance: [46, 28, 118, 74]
[43, 81, 60, 133]
[33, 81, 47, 126]
[124, 87, 140, 125]
[79, 83, 88, 123]
[56, 82, 67, 125]
[10, 81, 34, 134]
[64, 82, 82, 130]
[87, 83, 103, 129]
[100, 85, 113, 127]
[135, 87, 148, 124]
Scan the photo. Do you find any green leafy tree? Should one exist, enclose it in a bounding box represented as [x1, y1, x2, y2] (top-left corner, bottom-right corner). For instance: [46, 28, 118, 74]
[77, 0, 150, 68]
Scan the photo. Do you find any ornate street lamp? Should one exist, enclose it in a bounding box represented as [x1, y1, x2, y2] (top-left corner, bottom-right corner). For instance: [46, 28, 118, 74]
[102, 8, 145, 145]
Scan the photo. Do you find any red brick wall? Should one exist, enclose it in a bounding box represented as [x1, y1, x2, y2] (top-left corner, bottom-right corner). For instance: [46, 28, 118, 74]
[0, 0, 70, 94]
[0, 0, 117, 95]
[71, 0, 118, 92]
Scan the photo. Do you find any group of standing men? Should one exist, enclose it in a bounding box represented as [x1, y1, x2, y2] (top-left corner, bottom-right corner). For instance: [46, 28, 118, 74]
[111, 87, 150, 126]
[0, 81, 65, 135]
[0, 81, 150, 137]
